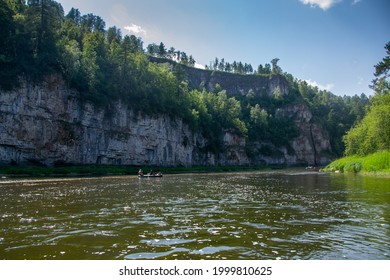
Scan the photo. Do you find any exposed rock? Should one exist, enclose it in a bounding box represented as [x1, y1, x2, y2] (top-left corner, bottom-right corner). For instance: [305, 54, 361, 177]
[0, 75, 333, 167]
[0, 76, 206, 166]
[149, 57, 289, 97]
[275, 103, 332, 165]
[184, 67, 289, 97]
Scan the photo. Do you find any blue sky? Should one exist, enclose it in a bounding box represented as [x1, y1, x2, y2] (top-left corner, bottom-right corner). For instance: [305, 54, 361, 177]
[58, 0, 389, 96]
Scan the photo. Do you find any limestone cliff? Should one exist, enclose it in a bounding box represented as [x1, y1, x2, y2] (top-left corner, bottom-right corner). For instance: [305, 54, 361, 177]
[0, 75, 332, 167]
[150, 57, 289, 97]
[184, 67, 289, 97]
[0, 76, 209, 167]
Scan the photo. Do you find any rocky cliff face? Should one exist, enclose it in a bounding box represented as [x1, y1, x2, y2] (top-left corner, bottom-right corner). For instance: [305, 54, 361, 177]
[275, 103, 331, 166]
[150, 57, 289, 97]
[184, 66, 289, 97]
[0, 76, 205, 166]
[0, 75, 332, 167]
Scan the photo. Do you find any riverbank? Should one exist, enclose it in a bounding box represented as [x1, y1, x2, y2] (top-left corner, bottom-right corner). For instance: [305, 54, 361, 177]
[322, 151, 390, 176]
[0, 164, 285, 177]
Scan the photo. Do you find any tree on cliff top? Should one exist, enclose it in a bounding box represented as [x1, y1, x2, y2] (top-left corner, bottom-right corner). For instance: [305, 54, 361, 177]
[271, 58, 282, 74]
[26, 0, 64, 74]
[0, 0, 17, 89]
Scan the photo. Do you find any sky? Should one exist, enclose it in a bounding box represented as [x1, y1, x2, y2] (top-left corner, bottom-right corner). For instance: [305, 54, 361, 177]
[57, 0, 389, 96]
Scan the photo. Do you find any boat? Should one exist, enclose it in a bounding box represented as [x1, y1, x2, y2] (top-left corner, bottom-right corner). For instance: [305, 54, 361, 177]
[137, 168, 162, 178]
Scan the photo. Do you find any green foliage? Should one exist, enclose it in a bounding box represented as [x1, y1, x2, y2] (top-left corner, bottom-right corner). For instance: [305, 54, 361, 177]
[371, 41, 390, 94]
[0, 0, 65, 86]
[250, 104, 268, 126]
[248, 104, 268, 138]
[323, 151, 390, 174]
[267, 116, 299, 146]
[25, 0, 64, 75]
[208, 57, 254, 74]
[188, 89, 247, 151]
[344, 93, 390, 156]
[0, 0, 18, 89]
[271, 58, 282, 74]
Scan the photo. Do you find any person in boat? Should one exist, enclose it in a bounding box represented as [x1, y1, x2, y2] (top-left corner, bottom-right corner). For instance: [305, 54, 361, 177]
[138, 169, 144, 176]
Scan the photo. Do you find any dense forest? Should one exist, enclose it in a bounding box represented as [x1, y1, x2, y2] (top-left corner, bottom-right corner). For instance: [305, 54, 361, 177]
[0, 0, 374, 157]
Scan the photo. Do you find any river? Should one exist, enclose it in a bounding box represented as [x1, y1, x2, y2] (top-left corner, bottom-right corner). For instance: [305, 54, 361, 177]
[0, 170, 389, 260]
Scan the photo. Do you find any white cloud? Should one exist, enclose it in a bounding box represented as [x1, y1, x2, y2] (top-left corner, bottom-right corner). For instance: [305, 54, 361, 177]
[124, 24, 147, 36]
[305, 79, 335, 91]
[299, 0, 341, 11]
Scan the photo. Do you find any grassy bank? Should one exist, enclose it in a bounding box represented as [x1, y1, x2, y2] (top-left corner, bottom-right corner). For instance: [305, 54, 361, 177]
[322, 151, 390, 175]
[0, 164, 280, 177]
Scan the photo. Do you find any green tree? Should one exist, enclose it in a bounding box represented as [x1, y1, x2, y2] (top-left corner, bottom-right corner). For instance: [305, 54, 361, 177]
[213, 57, 219, 70]
[106, 26, 121, 44]
[80, 13, 105, 33]
[271, 58, 282, 74]
[81, 31, 106, 97]
[128, 35, 143, 53]
[344, 94, 390, 156]
[167, 47, 175, 59]
[65, 7, 81, 25]
[257, 64, 265, 74]
[172, 63, 187, 83]
[26, 0, 64, 75]
[59, 38, 83, 88]
[147, 43, 158, 56]
[371, 41, 390, 94]
[249, 104, 268, 139]
[180, 51, 189, 65]
[225, 62, 231, 72]
[267, 115, 298, 147]
[158, 42, 166, 58]
[250, 104, 268, 125]
[189, 55, 195, 67]
[264, 63, 271, 74]
[0, 0, 17, 89]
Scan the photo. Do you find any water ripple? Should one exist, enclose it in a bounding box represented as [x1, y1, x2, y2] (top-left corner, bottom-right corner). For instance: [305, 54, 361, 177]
[0, 172, 389, 260]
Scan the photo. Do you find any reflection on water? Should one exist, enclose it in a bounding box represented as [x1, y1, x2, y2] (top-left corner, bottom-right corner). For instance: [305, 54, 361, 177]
[0, 170, 389, 260]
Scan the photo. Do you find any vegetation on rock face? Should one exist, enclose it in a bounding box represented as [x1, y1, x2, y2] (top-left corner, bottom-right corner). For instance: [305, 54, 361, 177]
[0, 0, 370, 157]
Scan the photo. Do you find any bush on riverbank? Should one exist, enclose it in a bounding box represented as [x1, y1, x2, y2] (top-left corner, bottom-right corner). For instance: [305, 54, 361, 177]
[322, 151, 390, 174]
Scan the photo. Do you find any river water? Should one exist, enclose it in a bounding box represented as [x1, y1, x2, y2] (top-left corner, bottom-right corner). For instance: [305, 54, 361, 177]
[0, 170, 389, 260]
